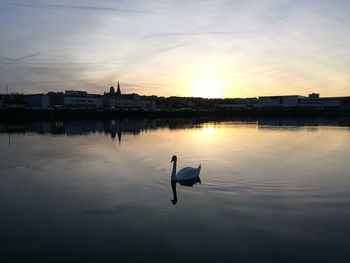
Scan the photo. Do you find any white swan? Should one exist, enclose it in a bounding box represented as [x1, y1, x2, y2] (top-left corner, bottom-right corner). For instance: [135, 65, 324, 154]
[171, 155, 201, 181]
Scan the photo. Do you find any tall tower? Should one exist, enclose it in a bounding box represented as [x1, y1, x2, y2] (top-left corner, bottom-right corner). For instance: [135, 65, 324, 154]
[109, 86, 115, 94]
[116, 81, 122, 96]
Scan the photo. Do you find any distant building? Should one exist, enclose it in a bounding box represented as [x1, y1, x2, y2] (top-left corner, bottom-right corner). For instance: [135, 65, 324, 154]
[109, 86, 115, 94]
[104, 82, 122, 108]
[2, 94, 27, 109]
[65, 90, 88, 97]
[107, 94, 155, 110]
[116, 82, 122, 96]
[301, 95, 347, 108]
[308, 93, 320, 99]
[105, 82, 121, 96]
[64, 90, 103, 109]
[258, 95, 305, 107]
[258, 94, 350, 109]
[47, 92, 64, 108]
[26, 94, 51, 109]
[104, 83, 155, 110]
[214, 104, 251, 110]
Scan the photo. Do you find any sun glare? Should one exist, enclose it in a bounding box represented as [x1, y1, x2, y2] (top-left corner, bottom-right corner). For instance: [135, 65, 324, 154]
[192, 79, 225, 98]
[191, 124, 219, 144]
[201, 126, 216, 137]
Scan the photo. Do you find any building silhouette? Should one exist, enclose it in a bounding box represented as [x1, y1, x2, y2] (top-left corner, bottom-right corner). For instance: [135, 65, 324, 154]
[116, 82, 122, 97]
[109, 86, 115, 94]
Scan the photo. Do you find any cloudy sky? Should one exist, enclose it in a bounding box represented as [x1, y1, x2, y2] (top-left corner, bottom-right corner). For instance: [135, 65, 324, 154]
[1, 0, 350, 97]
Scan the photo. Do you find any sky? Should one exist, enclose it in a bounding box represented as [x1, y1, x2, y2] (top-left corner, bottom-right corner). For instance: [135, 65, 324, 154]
[0, 0, 350, 98]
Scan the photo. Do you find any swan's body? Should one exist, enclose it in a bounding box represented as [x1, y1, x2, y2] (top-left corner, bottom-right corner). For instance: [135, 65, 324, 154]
[176, 166, 201, 180]
[171, 155, 201, 181]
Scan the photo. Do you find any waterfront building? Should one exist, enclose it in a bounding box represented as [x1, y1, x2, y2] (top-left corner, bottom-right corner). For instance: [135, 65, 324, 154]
[2, 94, 27, 109]
[64, 90, 103, 109]
[301, 94, 347, 108]
[26, 94, 51, 109]
[104, 83, 156, 110]
[258, 95, 305, 107]
[258, 94, 350, 109]
[47, 92, 64, 108]
[107, 94, 155, 110]
[214, 104, 251, 110]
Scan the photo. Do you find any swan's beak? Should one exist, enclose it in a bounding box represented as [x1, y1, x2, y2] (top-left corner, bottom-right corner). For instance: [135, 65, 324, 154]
[171, 159, 173, 163]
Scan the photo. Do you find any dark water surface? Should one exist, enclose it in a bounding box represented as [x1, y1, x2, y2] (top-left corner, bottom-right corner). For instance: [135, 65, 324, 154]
[1, 118, 350, 262]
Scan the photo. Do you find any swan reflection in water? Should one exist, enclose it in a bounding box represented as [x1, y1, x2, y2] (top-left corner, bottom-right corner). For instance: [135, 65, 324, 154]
[170, 155, 202, 205]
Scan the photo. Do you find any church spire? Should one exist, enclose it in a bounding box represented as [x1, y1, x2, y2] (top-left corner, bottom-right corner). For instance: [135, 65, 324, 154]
[116, 81, 121, 96]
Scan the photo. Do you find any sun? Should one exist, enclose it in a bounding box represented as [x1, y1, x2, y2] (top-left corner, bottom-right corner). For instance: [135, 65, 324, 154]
[191, 79, 225, 98]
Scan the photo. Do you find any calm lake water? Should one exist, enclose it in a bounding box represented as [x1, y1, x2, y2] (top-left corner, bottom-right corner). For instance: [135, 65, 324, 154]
[1, 118, 350, 262]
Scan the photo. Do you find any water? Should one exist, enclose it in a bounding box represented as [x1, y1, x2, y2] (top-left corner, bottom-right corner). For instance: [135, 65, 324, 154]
[1, 118, 350, 262]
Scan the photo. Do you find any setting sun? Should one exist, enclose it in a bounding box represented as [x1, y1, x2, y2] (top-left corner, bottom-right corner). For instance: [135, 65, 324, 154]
[191, 79, 225, 98]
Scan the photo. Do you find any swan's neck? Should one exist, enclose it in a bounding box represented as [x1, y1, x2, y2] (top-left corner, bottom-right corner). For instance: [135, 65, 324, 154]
[171, 160, 177, 180]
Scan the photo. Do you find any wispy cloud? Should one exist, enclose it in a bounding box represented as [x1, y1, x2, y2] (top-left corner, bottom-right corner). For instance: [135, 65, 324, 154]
[18, 52, 41, 60]
[149, 45, 184, 54]
[0, 52, 41, 62]
[122, 82, 165, 90]
[144, 31, 256, 38]
[0, 61, 138, 66]
[9, 3, 153, 14]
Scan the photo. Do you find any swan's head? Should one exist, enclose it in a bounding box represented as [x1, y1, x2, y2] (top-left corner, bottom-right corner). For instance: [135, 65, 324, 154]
[171, 155, 177, 163]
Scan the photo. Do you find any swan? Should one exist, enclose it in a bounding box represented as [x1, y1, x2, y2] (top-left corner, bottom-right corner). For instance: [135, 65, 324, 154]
[171, 155, 201, 181]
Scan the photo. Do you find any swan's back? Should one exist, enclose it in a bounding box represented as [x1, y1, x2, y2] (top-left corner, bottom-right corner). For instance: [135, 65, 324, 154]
[176, 164, 201, 180]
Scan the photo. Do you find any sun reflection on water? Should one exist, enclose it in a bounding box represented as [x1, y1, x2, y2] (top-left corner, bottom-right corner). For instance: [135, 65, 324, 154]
[201, 125, 216, 137]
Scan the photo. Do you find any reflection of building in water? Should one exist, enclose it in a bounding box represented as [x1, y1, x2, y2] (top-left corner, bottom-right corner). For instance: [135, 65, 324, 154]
[109, 120, 122, 144]
[110, 130, 122, 144]
[64, 120, 105, 135]
[0, 119, 161, 144]
[257, 118, 348, 130]
[1, 118, 349, 139]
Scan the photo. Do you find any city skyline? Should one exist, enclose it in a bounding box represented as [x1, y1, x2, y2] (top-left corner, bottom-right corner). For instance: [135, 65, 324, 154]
[1, 0, 350, 98]
[1, 82, 348, 100]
